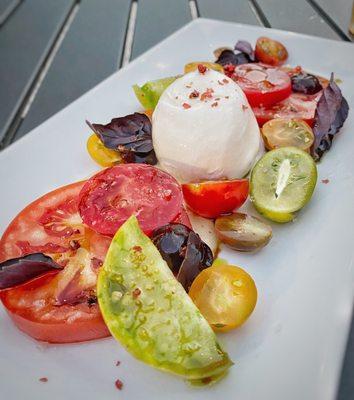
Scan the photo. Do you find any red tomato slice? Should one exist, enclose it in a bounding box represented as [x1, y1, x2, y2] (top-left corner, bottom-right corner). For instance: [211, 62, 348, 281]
[232, 63, 291, 107]
[0, 182, 111, 343]
[1, 274, 109, 343]
[182, 180, 249, 219]
[79, 164, 183, 236]
[253, 91, 322, 127]
[172, 207, 192, 229]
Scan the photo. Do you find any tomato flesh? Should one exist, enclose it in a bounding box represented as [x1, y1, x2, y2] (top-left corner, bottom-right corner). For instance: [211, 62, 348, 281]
[232, 63, 291, 107]
[79, 164, 183, 236]
[182, 180, 249, 219]
[253, 91, 322, 127]
[189, 264, 257, 332]
[0, 182, 111, 343]
[255, 37, 288, 66]
[1, 274, 109, 343]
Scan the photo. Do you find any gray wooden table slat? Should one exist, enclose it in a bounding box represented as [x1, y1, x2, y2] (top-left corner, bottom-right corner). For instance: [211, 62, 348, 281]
[197, 0, 261, 25]
[311, 0, 353, 40]
[0, 0, 75, 144]
[131, 0, 192, 60]
[256, 0, 342, 40]
[13, 0, 131, 141]
[0, 0, 20, 26]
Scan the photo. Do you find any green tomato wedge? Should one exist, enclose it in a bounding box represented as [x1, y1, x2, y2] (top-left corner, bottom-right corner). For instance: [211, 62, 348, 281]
[250, 147, 317, 223]
[133, 76, 178, 110]
[97, 215, 232, 384]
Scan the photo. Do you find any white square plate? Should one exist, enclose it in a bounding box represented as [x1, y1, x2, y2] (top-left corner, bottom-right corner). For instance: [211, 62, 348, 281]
[0, 19, 353, 400]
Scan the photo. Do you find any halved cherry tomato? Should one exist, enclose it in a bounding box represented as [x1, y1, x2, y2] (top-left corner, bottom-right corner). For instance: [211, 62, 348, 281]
[253, 91, 322, 127]
[79, 164, 183, 236]
[232, 63, 291, 107]
[261, 118, 314, 152]
[182, 180, 249, 219]
[255, 37, 288, 66]
[87, 133, 121, 167]
[189, 264, 257, 332]
[0, 182, 111, 343]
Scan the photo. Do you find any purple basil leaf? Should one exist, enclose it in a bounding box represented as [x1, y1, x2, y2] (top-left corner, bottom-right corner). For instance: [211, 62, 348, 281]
[177, 231, 213, 291]
[235, 40, 255, 61]
[0, 253, 63, 290]
[312, 74, 349, 161]
[216, 49, 251, 67]
[86, 112, 157, 165]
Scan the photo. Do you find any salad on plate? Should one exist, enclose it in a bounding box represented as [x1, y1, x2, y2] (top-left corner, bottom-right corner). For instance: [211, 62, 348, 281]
[0, 36, 349, 387]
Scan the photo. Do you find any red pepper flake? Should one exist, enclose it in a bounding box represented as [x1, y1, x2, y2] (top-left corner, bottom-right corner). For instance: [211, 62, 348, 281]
[69, 240, 80, 250]
[182, 102, 191, 109]
[222, 78, 229, 84]
[217, 80, 224, 85]
[211, 102, 218, 107]
[115, 379, 123, 390]
[133, 245, 142, 252]
[39, 377, 48, 383]
[223, 64, 235, 77]
[91, 257, 103, 270]
[132, 288, 141, 299]
[116, 361, 121, 366]
[189, 90, 200, 99]
[242, 104, 248, 111]
[200, 88, 214, 101]
[197, 64, 207, 74]
[321, 179, 330, 184]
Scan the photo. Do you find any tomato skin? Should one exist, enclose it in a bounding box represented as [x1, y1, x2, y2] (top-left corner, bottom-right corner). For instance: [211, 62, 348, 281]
[0, 274, 110, 343]
[189, 264, 257, 332]
[233, 63, 291, 107]
[182, 180, 249, 219]
[255, 37, 288, 66]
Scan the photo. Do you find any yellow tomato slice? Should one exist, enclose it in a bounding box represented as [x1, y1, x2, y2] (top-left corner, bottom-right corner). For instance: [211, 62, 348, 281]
[189, 264, 257, 332]
[86, 134, 122, 167]
[184, 62, 224, 74]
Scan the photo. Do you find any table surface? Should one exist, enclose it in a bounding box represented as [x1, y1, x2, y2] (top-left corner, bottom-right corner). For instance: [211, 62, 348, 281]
[0, 1, 353, 398]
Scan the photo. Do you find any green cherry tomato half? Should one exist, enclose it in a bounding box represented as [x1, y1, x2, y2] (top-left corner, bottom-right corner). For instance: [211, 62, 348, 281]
[250, 147, 317, 223]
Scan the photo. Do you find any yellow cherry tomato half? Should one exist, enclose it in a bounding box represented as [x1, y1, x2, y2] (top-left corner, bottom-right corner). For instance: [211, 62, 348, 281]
[86, 134, 122, 167]
[184, 62, 224, 74]
[189, 264, 257, 332]
[261, 118, 314, 153]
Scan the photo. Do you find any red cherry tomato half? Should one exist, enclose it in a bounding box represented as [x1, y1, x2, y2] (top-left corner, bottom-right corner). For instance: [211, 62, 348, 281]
[182, 180, 249, 219]
[79, 164, 183, 236]
[0, 182, 111, 343]
[233, 63, 291, 107]
[253, 91, 322, 127]
[255, 37, 288, 66]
